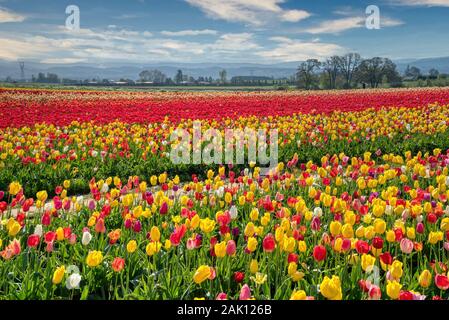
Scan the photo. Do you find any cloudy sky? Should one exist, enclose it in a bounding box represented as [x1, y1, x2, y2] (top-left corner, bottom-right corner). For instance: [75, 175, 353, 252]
[0, 0, 448, 64]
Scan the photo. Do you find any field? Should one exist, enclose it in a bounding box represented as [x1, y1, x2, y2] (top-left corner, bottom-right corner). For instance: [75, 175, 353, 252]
[1, 87, 449, 300]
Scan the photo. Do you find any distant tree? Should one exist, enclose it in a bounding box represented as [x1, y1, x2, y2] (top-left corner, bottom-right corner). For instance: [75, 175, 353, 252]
[219, 69, 227, 84]
[355, 57, 400, 88]
[404, 65, 421, 80]
[37, 73, 46, 82]
[296, 59, 321, 90]
[139, 70, 150, 81]
[429, 68, 440, 78]
[323, 56, 343, 89]
[338, 53, 361, 88]
[175, 70, 183, 84]
[139, 69, 167, 83]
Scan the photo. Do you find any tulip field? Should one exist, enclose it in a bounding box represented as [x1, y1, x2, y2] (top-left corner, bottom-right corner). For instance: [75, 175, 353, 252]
[2, 86, 449, 300]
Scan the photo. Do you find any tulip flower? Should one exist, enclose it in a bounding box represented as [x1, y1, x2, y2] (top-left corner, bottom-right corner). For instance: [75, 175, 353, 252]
[112, 257, 125, 272]
[239, 284, 251, 300]
[262, 234, 276, 252]
[313, 245, 326, 262]
[435, 274, 449, 290]
[52, 266, 65, 285]
[193, 265, 212, 285]
[86, 250, 103, 268]
[320, 275, 342, 300]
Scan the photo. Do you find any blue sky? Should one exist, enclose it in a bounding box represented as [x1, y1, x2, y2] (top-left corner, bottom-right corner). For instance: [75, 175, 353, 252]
[0, 0, 448, 64]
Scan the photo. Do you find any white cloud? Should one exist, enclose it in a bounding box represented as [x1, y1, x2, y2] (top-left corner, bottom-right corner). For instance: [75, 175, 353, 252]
[304, 15, 403, 34]
[382, 17, 404, 27]
[212, 33, 260, 51]
[0, 37, 52, 60]
[305, 17, 365, 34]
[258, 37, 345, 61]
[280, 10, 311, 22]
[160, 29, 218, 36]
[185, 0, 310, 26]
[0, 7, 25, 23]
[390, 0, 449, 6]
[40, 58, 87, 64]
[0, 27, 262, 64]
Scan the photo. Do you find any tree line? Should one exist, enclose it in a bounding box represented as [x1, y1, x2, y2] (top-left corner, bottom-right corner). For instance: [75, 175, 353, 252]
[296, 53, 404, 90]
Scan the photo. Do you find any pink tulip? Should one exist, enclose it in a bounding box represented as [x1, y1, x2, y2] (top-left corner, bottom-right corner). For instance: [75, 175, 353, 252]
[226, 240, 236, 256]
[368, 285, 381, 300]
[239, 284, 251, 300]
[216, 293, 227, 300]
[45, 241, 54, 253]
[400, 238, 413, 254]
[416, 222, 424, 234]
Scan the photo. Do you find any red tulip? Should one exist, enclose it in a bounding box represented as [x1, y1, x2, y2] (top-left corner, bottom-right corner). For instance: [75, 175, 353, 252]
[262, 234, 276, 252]
[288, 253, 298, 264]
[435, 274, 449, 290]
[27, 234, 40, 248]
[44, 231, 56, 244]
[95, 218, 106, 233]
[379, 252, 393, 265]
[372, 236, 383, 249]
[313, 245, 326, 262]
[234, 271, 245, 283]
[42, 213, 51, 226]
[368, 285, 381, 300]
[355, 240, 370, 254]
[159, 202, 168, 215]
[399, 291, 414, 300]
[112, 257, 125, 272]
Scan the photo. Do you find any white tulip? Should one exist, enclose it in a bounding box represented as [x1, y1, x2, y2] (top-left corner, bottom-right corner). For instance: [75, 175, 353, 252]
[34, 224, 43, 237]
[229, 206, 238, 220]
[66, 273, 81, 290]
[82, 231, 92, 246]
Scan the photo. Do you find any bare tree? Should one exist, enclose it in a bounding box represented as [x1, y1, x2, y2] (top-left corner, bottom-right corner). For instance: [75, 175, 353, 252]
[139, 69, 167, 83]
[323, 56, 343, 89]
[338, 53, 361, 88]
[296, 59, 321, 90]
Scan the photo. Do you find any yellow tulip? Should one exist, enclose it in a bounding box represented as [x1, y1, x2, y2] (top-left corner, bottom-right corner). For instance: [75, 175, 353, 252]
[127, 240, 137, 253]
[86, 250, 103, 268]
[386, 280, 402, 300]
[193, 265, 211, 284]
[320, 276, 342, 300]
[52, 266, 65, 284]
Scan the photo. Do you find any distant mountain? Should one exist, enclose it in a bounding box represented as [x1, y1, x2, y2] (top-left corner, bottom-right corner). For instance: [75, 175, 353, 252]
[0, 60, 299, 81]
[395, 56, 449, 74]
[1, 56, 449, 81]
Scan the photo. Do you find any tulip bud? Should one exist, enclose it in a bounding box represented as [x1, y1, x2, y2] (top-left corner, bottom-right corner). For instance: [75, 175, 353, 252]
[82, 231, 92, 246]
